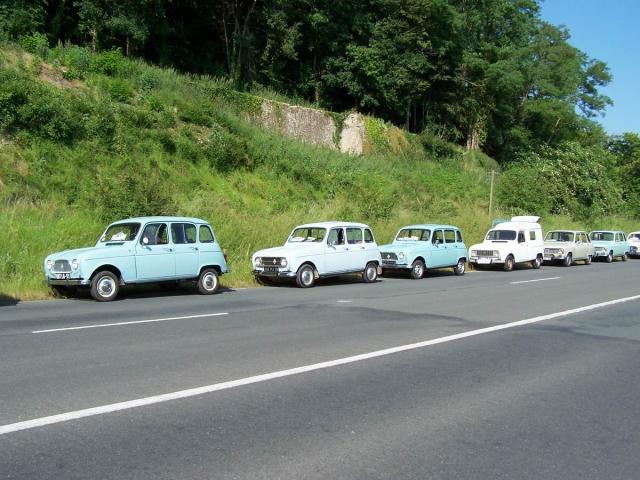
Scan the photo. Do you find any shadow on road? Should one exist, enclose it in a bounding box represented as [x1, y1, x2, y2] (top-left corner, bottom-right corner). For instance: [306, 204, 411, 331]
[0, 293, 19, 307]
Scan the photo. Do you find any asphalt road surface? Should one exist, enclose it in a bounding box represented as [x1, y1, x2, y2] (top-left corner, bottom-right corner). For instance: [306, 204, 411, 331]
[1, 260, 640, 479]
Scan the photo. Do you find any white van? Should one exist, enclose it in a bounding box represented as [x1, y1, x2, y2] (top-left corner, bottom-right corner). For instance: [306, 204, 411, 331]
[469, 216, 544, 271]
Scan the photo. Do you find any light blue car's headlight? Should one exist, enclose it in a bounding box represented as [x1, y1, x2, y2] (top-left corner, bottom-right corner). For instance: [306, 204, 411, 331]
[255, 257, 262, 267]
[46, 259, 53, 271]
[398, 252, 405, 261]
[280, 258, 288, 267]
[71, 259, 80, 270]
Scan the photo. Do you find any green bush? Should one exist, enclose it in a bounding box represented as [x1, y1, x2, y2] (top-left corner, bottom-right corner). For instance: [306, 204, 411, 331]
[107, 78, 134, 102]
[95, 162, 176, 221]
[205, 122, 250, 171]
[18, 32, 48, 57]
[137, 69, 161, 91]
[419, 130, 461, 160]
[90, 49, 125, 76]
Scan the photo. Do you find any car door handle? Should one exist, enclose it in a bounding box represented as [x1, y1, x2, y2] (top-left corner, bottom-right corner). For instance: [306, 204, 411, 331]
[163, 247, 174, 252]
[189, 247, 199, 251]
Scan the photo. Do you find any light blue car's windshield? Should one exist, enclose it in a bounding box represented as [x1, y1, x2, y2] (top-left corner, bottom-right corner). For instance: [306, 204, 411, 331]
[288, 227, 326, 243]
[486, 230, 516, 241]
[396, 229, 430, 241]
[591, 232, 614, 241]
[100, 223, 141, 242]
[545, 231, 575, 242]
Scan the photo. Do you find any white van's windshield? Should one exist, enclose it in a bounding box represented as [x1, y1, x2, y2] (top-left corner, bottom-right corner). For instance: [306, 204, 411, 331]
[486, 229, 516, 241]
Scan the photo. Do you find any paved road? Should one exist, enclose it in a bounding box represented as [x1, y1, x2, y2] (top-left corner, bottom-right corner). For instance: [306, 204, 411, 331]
[1, 260, 640, 479]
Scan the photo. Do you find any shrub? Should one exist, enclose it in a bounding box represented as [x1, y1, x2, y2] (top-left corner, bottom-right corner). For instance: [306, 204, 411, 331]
[95, 162, 175, 221]
[137, 69, 161, 91]
[205, 122, 250, 171]
[107, 78, 134, 102]
[18, 32, 48, 57]
[419, 130, 461, 160]
[90, 49, 125, 76]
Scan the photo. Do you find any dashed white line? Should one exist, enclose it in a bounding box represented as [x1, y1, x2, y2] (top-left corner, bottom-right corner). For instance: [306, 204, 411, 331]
[336, 300, 353, 303]
[32, 312, 229, 334]
[511, 277, 561, 285]
[5, 293, 638, 435]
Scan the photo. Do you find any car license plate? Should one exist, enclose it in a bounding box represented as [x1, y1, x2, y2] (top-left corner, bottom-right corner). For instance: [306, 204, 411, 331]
[263, 267, 279, 274]
[477, 258, 492, 265]
[56, 273, 71, 279]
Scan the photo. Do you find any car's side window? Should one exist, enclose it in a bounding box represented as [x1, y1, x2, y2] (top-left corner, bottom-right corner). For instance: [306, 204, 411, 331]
[456, 230, 463, 243]
[433, 230, 444, 244]
[621, 233, 627, 241]
[346, 228, 363, 244]
[364, 229, 375, 243]
[518, 231, 526, 243]
[141, 223, 168, 245]
[171, 223, 197, 244]
[328, 228, 345, 245]
[529, 230, 536, 241]
[199, 225, 215, 243]
[444, 230, 456, 244]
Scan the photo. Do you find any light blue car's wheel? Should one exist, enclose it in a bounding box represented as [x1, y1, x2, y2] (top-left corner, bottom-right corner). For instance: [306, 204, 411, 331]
[90, 271, 119, 302]
[198, 268, 220, 295]
[410, 259, 425, 279]
[454, 259, 465, 276]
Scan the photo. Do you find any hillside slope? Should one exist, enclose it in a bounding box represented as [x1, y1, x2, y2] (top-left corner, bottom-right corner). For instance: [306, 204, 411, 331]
[0, 44, 635, 300]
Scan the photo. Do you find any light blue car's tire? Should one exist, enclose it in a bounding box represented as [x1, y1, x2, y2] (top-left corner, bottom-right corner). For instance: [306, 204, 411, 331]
[606, 251, 613, 263]
[198, 268, 220, 294]
[622, 253, 628, 262]
[454, 259, 465, 276]
[90, 271, 119, 302]
[410, 259, 425, 279]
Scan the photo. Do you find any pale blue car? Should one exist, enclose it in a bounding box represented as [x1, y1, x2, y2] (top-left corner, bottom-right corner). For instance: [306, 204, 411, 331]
[380, 224, 467, 279]
[589, 230, 630, 263]
[44, 216, 229, 301]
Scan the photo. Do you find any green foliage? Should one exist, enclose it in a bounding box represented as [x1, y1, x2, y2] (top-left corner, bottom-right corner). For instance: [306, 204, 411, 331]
[206, 122, 251, 172]
[419, 131, 461, 160]
[95, 161, 176, 221]
[18, 32, 48, 57]
[90, 49, 126, 76]
[498, 142, 622, 218]
[107, 77, 134, 102]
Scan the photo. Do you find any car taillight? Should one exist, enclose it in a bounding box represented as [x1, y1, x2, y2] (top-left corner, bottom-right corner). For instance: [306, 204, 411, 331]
[223, 249, 229, 263]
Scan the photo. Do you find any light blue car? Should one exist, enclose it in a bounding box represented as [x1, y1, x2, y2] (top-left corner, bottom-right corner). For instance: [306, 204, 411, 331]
[380, 224, 467, 279]
[589, 230, 630, 263]
[44, 216, 229, 301]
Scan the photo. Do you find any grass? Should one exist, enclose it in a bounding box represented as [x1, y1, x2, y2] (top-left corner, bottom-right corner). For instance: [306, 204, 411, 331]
[0, 42, 638, 300]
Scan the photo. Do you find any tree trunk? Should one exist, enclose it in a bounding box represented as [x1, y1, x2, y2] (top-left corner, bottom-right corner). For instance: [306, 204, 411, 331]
[466, 122, 480, 150]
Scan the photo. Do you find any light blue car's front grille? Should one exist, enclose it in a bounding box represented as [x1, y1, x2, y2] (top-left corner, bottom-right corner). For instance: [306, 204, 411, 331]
[52, 260, 71, 273]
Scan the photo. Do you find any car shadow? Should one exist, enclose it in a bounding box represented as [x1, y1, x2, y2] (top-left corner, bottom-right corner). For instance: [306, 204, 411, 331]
[53, 282, 237, 302]
[0, 293, 19, 307]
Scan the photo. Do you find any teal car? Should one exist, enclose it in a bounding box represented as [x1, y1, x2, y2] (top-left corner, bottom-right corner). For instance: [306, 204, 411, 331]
[44, 216, 229, 301]
[589, 230, 630, 263]
[380, 224, 467, 279]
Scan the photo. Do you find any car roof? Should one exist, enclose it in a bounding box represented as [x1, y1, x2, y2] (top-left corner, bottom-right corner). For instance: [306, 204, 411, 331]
[629, 231, 640, 235]
[547, 230, 584, 234]
[590, 230, 623, 233]
[399, 224, 460, 230]
[111, 216, 209, 224]
[294, 221, 371, 229]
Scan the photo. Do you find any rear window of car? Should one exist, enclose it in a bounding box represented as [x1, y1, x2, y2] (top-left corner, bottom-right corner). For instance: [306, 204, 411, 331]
[444, 230, 456, 243]
[364, 229, 375, 243]
[199, 225, 215, 243]
[347, 228, 364, 244]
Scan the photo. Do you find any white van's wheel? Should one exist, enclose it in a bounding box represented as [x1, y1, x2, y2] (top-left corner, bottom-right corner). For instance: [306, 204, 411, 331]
[503, 255, 514, 272]
[585, 255, 592, 265]
[532, 255, 542, 269]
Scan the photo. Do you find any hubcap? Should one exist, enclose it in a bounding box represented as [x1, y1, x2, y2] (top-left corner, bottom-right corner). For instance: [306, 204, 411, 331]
[203, 272, 217, 290]
[457, 261, 464, 273]
[414, 264, 423, 275]
[367, 266, 376, 280]
[97, 277, 115, 297]
[301, 269, 313, 285]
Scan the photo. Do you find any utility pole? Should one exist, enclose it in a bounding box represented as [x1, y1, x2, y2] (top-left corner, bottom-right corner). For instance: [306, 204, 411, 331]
[488, 170, 496, 218]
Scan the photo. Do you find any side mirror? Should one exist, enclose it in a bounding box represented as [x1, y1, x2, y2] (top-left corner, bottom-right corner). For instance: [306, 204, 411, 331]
[142, 237, 149, 245]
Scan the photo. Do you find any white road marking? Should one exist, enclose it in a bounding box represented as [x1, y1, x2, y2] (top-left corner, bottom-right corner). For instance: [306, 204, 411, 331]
[5, 293, 639, 436]
[32, 312, 229, 334]
[336, 300, 353, 303]
[511, 277, 561, 285]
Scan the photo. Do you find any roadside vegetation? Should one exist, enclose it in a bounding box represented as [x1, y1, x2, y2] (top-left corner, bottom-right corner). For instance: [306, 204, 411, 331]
[0, 34, 638, 299]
